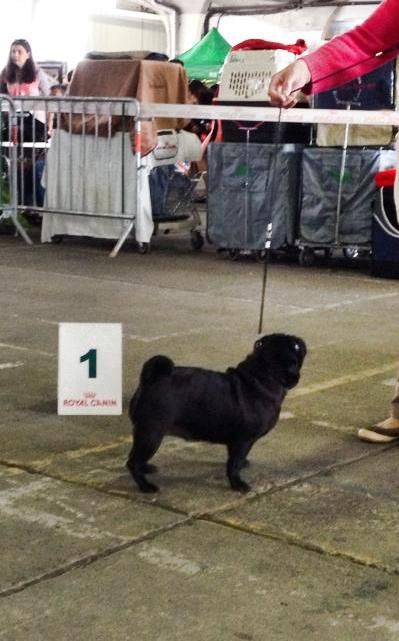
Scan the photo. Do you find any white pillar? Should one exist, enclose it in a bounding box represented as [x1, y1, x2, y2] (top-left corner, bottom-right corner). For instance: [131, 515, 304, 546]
[177, 13, 206, 54]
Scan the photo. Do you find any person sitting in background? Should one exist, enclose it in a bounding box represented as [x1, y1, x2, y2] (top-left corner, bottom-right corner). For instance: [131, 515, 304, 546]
[185, 79, 215, 140]
[188, 79, 214, 104]
[183, 80, 216, 190]
[0, 39, 50, 211]
[169, 58, 185, 66]
[269, 0, 399, 443]
[144, 52, 169, 61]
[0, 38, 50, 142]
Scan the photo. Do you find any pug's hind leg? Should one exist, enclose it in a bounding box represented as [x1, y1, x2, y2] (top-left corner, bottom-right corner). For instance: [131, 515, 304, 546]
[127, 427, 164, 493]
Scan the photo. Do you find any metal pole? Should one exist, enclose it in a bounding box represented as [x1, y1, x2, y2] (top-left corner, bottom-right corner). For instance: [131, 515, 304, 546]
[334, 103, 351, 244]
[110, 99, 140, 258]
[0, 95, 33, 244]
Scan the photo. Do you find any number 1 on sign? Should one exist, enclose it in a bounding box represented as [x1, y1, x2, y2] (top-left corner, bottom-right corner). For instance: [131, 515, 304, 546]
[80, 349, 97, 378]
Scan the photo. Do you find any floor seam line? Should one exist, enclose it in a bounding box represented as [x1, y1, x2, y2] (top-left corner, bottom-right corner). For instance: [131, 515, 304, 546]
[199, 515, 399, 577]
[0, 518, 193, 599]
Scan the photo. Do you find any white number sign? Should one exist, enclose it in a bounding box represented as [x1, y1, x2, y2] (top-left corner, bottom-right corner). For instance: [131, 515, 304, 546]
[58, 323, 122, 415]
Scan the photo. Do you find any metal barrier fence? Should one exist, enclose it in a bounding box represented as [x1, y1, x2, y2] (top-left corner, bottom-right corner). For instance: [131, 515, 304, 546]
[0, 95, 141, 256]
[2, 95, 399, 257]
[0, 95, 32, 245]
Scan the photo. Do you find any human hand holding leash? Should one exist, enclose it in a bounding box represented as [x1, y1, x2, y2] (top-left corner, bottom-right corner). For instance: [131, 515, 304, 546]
[268, 59, 311, 108]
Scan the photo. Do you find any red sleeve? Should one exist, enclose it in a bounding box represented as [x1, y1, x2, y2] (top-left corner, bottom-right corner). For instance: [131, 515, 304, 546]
[302, 0, 399, 94]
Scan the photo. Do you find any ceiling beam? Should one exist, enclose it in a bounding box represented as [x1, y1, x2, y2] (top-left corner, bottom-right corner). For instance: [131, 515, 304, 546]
[206, 0, 379, 17]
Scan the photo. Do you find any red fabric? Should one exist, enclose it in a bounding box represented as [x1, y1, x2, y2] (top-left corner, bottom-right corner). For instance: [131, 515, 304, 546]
[232, 38, 307, 55]
[375, 168, 396, 188]
[303, 0, 399, 95]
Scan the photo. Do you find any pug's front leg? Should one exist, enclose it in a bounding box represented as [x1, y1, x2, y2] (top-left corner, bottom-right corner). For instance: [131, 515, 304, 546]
[226, 442, 253, 492]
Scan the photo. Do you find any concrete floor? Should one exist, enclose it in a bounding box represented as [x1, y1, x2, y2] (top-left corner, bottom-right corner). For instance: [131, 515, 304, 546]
[1, 225, 399, 640]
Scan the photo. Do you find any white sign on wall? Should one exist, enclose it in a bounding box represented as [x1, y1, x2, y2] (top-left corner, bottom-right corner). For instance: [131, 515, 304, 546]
[58, 323, 122, 415]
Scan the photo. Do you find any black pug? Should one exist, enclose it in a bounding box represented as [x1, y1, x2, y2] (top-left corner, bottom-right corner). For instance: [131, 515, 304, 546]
[127, 333, 306, 493]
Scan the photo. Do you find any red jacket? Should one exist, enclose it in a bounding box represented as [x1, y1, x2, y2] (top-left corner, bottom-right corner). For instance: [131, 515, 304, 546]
[303, 0, 399, 94]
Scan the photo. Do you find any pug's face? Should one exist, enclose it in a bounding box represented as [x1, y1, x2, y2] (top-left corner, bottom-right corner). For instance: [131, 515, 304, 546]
[255, 334, 307, 389]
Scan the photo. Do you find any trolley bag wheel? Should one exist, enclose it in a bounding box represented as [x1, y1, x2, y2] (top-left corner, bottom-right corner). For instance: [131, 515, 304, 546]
[256, 249, 268, 263]
[137, 242, 150, 254]
[343, 246, 360, 260]
[298, 247, 316, 266]
[344, 247, 370, 261]
[228, 249, 241, 261]
[190, 230, 204, 251]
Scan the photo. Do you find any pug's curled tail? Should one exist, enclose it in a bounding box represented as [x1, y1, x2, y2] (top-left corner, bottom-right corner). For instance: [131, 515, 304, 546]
[130, 356, 174, 420]
[140, 355, 174, 386]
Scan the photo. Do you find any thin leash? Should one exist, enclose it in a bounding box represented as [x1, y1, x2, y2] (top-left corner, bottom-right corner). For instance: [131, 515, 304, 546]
[257, 41, 399, 334]
[258, 106, 283, 335]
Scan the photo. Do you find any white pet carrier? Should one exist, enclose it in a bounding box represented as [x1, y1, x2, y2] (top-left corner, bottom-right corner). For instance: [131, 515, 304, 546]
[218, 49, 296, 102]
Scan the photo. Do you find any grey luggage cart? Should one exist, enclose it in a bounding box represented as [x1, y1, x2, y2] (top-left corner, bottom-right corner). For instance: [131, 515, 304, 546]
[207, 142, 303, 260]
[300, 61, 397, 266]
[149, 164, 205, 251]
[298, 145, 396, 266]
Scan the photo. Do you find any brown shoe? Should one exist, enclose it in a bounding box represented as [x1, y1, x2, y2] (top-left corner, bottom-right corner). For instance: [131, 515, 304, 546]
[372, 417, 399, 436]
[357, 427, 399, 443]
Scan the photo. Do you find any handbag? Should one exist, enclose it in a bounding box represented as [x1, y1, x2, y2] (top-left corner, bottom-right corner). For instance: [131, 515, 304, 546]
[176, 130, 203, 161]
[153, 129, 179, 161]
